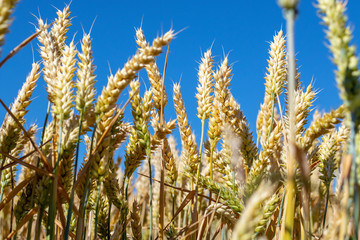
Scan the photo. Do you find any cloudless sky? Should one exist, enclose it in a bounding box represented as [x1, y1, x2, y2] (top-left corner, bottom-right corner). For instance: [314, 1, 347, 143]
[1, 0, 360, 151]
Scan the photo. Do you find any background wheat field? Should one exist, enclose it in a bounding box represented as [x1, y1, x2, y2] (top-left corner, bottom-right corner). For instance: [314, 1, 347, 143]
[0, 0, 360, 239]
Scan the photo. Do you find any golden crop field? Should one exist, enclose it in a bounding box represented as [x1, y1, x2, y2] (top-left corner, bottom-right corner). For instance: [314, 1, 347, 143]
[0, 0, 359, 239]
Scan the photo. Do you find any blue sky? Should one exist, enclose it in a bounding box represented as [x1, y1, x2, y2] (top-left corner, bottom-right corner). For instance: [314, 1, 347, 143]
[1, 0, 360, 149]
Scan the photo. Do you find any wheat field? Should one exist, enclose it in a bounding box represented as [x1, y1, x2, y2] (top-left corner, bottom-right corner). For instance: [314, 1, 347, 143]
[0, 0, 359, 239]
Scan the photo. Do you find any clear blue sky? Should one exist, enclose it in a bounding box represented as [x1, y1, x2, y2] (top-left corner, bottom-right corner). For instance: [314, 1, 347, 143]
[1, 0, 360, 147]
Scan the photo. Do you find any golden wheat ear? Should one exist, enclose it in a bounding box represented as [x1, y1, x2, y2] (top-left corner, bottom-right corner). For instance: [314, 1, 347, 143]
[0, 0, 18, 54]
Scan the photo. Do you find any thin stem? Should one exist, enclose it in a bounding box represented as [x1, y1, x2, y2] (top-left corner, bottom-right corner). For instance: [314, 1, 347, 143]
[47, 116, 64, 240]
[280, 6, 297, 240]
[209, 145, 214, 181]
[35, 204, 45, 240]
[349, 112, 359, 239]
[196, 118, 206, 185]
[10, 167, 14, 234]
[158, 42, 171, 240]
[209, 145, 215, 204]
[108, 203, 111, 240]
[76, 122, 97, 240]
[94, 182, 101, 239]
[277, 189, 286, 236]
[30, 102, 50, 240]
[322, 186, 330, 232]
[147, 145, 153, 240]
[122, 178, 130, 240]
[64, 111, 84, 240]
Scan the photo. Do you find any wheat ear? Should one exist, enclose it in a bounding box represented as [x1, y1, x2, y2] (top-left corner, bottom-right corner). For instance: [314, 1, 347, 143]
[0, 0, 18, 51]
[173, 83, 198, 179]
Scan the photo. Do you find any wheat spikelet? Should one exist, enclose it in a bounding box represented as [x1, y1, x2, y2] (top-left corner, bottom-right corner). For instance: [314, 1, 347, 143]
[318, 126, 349, 187]
[37, 21, 61, 103]
[293, 83, 316, 144]
[150, 110, 176, 153]
[317, 0, 360, 114]
[1, 125, 37, 209]
[50, 5, 71, 51]
[211, 57, 232, 130]
[253, 192, 281, 237]
[124, 81, 152, 180]
[97, 194, 110, 240]
[14, 178, 34, 224]
[265, 30, 286, 97]
[131, 200, 142, 240]
[207, 57, 233, 179]
[89, 32, 172, 181]
[196, 49, 214, 120]
[76, 33, 96, 115]
[301, 105, 345, 152]
[104, 172, 123, 209]
[197, 175, 243, 213]
[163, 137, 178, 187]
[173, 83, 198, 177]
[317, 0, 360, 189]
[0, 0, 18, 51]
[135, 28, 166, 111]
[0, 62, 40, 153]
[0, 63, 40, 196]
[95, 29, 173, 118]
[59, 112, 80, 192]
[215, 144, 238, 192]
[34, 175, 51, 206]
[232, 183, 275, 240]
[245, 119, 282, 198]
[257, 30, 286, 144]
[225, 94, 258, 171]
[52, 41, 76, 119]
[206, 202, 239, 228]
[208, 97, 222, 149]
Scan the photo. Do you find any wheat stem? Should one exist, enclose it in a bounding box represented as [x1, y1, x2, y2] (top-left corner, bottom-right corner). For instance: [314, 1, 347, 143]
[122, 178, 130, 240]
[280, 3, 298, 239]
[47, 116, 63, 240]
[159, 42, 171, 240]
[94, 182, 101, 239]
[196, 118, 205, 185]
[64, 110, 84, 240]
[76, 122, 97, 240]
[26, 102, 51, 240]
[147, 144, 153, 240]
